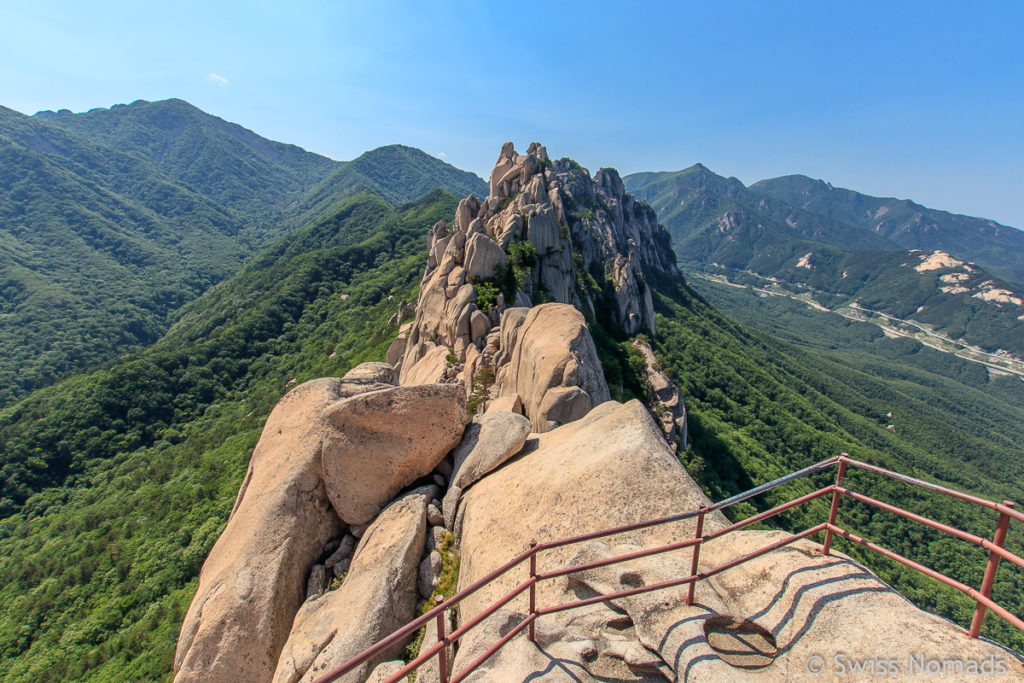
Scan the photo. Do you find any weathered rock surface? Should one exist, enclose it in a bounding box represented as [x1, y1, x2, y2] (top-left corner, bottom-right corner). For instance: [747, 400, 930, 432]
[494, 304, 610, 431]
[395, 141, 677, 427]
[633, 338, 687, 450]
[320, 383, 469, 524]
[450, 400, 1023, 680]
[272, 488, 430, 683]
[449, 411, 532, 490]
[174, 378, 349, 683]
[417, 550, 443, 598]
[366, 660, 406, 683]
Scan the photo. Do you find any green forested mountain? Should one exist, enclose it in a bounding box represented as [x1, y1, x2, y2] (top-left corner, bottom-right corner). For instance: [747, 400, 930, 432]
[648, 272, 1024, 654]
[625, 166, 1024, 358]
[0, 100, 486, 406]
[288, 144, 487, 227]
[0, 189, 456, 681]
[624, 164, 896, 269]
[750, 174, 1024, 285]
[36, 99, 341, 219]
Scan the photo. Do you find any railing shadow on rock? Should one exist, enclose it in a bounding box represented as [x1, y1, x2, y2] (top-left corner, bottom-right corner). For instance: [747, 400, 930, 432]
[312, 454, 1024, 683]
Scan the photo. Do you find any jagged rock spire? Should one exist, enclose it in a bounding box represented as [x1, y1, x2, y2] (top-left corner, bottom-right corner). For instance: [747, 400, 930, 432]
[394, 141, 680, 431]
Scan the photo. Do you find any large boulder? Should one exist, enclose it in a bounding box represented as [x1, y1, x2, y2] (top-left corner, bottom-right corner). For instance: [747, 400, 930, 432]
[494, 304, 610, 432]
[451, 400, 722, 679]
[272, 488, 431, 683]
[464, 232, 507, 281]
[449, 411, 532, 490]
[174, 378, 351, 683]
[321, 383, 469, 524]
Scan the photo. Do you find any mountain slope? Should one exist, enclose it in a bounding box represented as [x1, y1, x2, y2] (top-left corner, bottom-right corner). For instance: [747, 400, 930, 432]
[750, 174, 1024, 285]
[287, 144, 487, 227]
[625, 165, 896, 271]
[0, 100, 486, 406]
[625, 166, 1024, 361]
[36, 99, 340, 218]
[0, 104, 260, 405]
[0, 190, 457, 682]
[648, 271, 1024, 653]
[2, 158, 1023, 681]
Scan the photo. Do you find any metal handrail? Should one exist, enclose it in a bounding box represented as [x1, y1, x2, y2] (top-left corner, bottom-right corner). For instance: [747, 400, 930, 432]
[312, 453, 1023, 682]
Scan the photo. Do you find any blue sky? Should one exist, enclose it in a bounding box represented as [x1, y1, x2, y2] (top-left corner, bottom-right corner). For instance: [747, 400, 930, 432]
[2, 1, 1022, 227]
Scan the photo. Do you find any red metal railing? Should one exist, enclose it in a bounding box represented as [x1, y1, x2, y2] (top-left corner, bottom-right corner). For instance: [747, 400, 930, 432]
[312, 454, 1024, 682]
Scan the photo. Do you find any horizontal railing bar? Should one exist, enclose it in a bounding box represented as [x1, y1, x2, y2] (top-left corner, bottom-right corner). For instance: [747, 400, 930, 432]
[538, 570, 698, 615]
[538, 457, 841, 552]
[826, 524, 1024, 632]
[839, 456, 1017, 514]
[826, 523, 973, 592]
[381, 635, 448, 683]
[839, 488, 1024, 571]
[319, 454, 1024, 682]
[311, 545, 537, 683]
[539, 524, 828, 616]
[376, 577, 538, 683]
[537, 538, 701, 581]
[537, 510, 702, 551]
[445, 576, 537, 644]
[708, 457, 841, 515]
[997, 502, 1024, 524]
[702, 487, 834, 543]
[449, 613, 536, 683]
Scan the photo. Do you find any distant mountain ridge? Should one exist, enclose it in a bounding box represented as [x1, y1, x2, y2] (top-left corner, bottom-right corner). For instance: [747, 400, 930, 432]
[625, 165, 1024, 357]
[0, 99, 486, 405]
[751, 174, 1024, 285]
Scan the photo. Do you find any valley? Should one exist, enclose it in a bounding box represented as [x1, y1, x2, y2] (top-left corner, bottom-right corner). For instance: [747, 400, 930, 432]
[693, 270, 1024, 378]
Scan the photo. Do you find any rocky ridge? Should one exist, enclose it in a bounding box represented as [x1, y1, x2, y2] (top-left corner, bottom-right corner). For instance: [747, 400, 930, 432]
[395, 141, 679, 433]
[174, 144, 1023, 683]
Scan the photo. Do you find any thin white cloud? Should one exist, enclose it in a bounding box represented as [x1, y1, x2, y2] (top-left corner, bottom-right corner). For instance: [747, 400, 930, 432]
[437, 152, 447, 159]
[207, 73, 229, 87]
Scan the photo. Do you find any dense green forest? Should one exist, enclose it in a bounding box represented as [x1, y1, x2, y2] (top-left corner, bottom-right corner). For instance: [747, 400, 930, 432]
[624, 165, 1024, 358]
[0, 190, 456, 681]
[0, 100, 485, 406]
[750, 174, 1024, 285]
[648, 272, 1024, 653]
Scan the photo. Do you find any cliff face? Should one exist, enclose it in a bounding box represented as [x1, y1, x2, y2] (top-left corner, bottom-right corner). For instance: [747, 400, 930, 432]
[395, 141, 679, 432]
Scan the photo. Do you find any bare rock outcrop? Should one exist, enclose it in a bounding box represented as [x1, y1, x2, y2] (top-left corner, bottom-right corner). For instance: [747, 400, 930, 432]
[272, 488, 430, 683]
[451, 399, 1023, 680]
[174, 378, 348, 683]
[449, 410, 532, 490]
[452, 400, 722, 679]
[494, 304, 610, 431]
[633, 338, 687, 450]
[321, 383, 469, 524]
[395, 141, 677, 433]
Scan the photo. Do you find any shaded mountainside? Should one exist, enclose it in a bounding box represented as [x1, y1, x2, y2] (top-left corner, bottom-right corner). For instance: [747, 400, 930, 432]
[0, 100, 486, 406]
[284, 144, 487, 229]
[750, 174, 1024, 285]
[624, 165, 895, 270]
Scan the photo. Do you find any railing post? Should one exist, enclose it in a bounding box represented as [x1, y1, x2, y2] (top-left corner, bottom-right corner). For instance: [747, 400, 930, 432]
[435, 595, 449, 683]
[968, 502, 1015, 638]
[528, 540, 537, 643]
[686, 506, 706, 606]
[823, 455, 849, 556]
